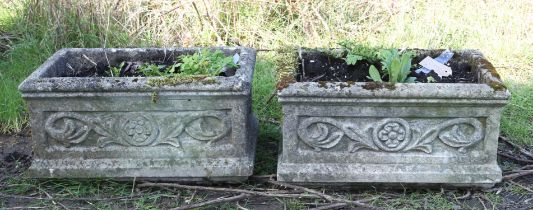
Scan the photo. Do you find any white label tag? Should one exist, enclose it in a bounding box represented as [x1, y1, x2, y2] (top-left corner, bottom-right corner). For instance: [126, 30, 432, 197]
[419, 56, 452, 77]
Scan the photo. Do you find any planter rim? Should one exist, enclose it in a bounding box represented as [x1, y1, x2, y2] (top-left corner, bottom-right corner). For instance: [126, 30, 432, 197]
[278, 82, 510, 100]
[278, 49, 509, 100]
[18, 47, 256, 95]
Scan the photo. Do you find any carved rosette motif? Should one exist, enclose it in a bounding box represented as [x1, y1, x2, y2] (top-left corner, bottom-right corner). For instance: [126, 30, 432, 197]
[297, 117, 484, 153]
[44, 111, 231, 148]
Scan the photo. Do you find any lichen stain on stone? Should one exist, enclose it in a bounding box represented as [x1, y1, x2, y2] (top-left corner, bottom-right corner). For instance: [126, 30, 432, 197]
[338, 81, 355, 89]
[317, 81, 329, 88]
[362, 82, 396, 90]
[487, 81, 506, 91]
[147, 75, 218, 87]
[316, 81, 356, 89]
[276, 73, 296, 90]
[151, 91, 159, 103]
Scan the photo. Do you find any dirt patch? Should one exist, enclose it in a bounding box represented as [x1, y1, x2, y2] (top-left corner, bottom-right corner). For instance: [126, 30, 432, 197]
[296, 50, 478, 84]
[0, 130, 32, 182]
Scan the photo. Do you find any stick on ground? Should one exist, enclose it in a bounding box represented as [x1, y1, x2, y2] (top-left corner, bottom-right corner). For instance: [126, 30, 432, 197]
[170, 193, 251, 210]
[136, 182, 320, 199]
[499, 136, 533, 159]
[503, 170, 533, 180]
[309, 202, 348, 210]
[265, 180, 380, 209]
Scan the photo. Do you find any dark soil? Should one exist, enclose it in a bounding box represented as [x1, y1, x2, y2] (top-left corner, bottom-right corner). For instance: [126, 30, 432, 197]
[297, 51, 477, 83]
[295, 51, 375, 82]
[411, 53, 476, 83]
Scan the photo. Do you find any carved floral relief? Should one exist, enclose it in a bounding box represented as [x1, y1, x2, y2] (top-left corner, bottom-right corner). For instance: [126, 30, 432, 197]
[297, 117, 484, 153]
[44, 111, 231, 148]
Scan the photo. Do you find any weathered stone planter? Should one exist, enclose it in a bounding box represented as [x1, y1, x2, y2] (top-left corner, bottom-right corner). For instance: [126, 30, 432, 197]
[277, 49, 509, 187]
[19, 47, 258, 181]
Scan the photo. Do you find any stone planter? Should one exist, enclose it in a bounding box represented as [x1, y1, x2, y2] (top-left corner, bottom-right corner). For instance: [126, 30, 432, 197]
[277, 49, 509, 187]
[19, 47, 258, 182]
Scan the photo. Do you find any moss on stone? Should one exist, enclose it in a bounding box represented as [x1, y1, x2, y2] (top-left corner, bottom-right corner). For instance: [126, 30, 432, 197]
[147, 75, 218, 87]
[362, 82, 396, 90]
[274, 47, 299, 90]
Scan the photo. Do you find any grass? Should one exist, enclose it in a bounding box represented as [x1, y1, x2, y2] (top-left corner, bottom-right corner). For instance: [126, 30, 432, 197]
[501, 79, 533, 145]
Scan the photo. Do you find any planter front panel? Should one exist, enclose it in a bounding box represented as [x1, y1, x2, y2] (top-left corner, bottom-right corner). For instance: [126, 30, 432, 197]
[278, 100, 504, 187]
[19, 48, 258, 181]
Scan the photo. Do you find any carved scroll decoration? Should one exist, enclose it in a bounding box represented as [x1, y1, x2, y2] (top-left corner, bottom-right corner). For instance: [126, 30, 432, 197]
[44, 111, 230, 148]
[297, 117, 484, 153]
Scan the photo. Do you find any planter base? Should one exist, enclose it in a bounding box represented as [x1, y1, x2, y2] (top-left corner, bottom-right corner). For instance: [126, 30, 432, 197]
[27, 115, 258, 182]
[277, 162, 501, 188]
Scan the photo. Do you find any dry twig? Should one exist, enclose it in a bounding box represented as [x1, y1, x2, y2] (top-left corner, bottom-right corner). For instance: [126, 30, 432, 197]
[0, 193, 142, 201]
[497, 152, 533, 163]
[309, 203, 348, 210]
[265, 180, 380, 209]
[170, 193, 251, 210]
[500, 136, 533, 159]
[136, 182, 320, 199]
[503, 170, 533, 180]
[507, 180, 533, 193]
[455, 190, 472, 200]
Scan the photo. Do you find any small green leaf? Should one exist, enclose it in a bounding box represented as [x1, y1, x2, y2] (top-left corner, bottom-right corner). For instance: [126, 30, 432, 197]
[399, 53, 413, 82]
[346, 54, 363, 65]
[390, 58, 401, 83]
[427, 76, 437, 83]
[368, 65, 382, 82]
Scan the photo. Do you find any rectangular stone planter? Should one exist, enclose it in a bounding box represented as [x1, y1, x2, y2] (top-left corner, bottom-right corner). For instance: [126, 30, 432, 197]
[277, 49, 510, 187]
[19, 47, 258, 182]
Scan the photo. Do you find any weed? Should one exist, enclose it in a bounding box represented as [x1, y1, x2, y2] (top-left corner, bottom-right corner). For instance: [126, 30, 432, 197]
[108, 49, 237, 78]
[338, 40, 381, 64]
[179, 49, 237, 76]
[137, 63, 170, 77]
[506, 183, 529, 195]
[483, 193, 503, 208]
[285, 198, 306, 210]
[426, 76, 437, 83]
[109, 61, 124, 77]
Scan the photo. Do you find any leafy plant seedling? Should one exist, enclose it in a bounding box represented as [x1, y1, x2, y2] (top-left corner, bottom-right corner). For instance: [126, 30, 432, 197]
[338, 40, 381, 65]
[368, 49, 416, 83]
[179, 49, 238, 76]
[106, 49, 238, 78]
[109, 61, 125, 77]
[138, 63, 170, 77]
[427, 76, 437, 83]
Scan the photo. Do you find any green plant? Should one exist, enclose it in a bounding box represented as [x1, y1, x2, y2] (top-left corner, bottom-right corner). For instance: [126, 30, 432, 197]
[108, 50, 237, 78]
[368, 49, 416, 83]
[426, 76, 437, 83]
[338, 40, 380, 65]
[137, 63, 170, 77]
[179, 49, 238, 76]
[109, 61, 124, 77]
